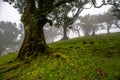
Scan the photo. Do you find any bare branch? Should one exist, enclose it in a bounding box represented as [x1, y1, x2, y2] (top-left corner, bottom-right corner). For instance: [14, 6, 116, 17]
[92, 0, 115, 8]
[66, 7, 84, 26]
[46, 19, 53, 26]
[66, 1, 92, 25]
[73, 7, 83, 21]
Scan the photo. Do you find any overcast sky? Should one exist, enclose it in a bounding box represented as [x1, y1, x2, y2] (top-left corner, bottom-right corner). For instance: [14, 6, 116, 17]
[81, 5, 111, 16]
[0, 0, 113, 24]
[0, 0, 21, 24]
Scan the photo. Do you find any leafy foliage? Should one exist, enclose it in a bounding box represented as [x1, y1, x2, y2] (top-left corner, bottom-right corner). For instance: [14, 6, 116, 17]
[111, 0, 120, 19]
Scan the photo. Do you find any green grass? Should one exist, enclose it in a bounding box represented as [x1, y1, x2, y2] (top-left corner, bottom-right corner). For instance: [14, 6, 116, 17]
[0, 32, 120, 80]
[0, 52, 18, 65]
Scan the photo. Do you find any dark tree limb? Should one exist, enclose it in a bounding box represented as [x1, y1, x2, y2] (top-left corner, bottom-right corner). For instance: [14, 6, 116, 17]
[92, 0, 115, 8]
[54, 0, 74, 7]
[46, 19, 53, 26]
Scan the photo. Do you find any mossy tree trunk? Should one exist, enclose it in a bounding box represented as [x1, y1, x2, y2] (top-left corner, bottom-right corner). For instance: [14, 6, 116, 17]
[17, 0, 52, 60]
[18, 20, 51, 60]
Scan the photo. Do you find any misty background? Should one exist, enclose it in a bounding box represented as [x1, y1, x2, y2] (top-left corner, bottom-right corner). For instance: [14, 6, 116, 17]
[0, 0, 120, 56]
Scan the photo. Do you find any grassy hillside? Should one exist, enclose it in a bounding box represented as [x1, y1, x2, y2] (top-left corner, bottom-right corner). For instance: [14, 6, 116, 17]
[0, 32, 120, 80]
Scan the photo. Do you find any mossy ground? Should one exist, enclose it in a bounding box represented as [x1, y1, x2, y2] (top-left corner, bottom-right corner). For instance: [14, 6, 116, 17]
[0, 32, 120, 80]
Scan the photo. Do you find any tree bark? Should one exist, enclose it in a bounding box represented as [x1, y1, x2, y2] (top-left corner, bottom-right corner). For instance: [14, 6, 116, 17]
[17, 21, 51, 60]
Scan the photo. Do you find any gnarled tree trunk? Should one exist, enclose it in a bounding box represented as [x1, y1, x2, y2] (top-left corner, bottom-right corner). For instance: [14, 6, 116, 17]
[18, 20, 51, 60]
[17, 0, 52, 60]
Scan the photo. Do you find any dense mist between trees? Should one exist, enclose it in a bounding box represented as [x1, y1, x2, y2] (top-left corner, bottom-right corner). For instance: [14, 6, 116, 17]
[0, 0, 120, 56]
[0, 21, 24, 56]
[0, 9, 120, 56]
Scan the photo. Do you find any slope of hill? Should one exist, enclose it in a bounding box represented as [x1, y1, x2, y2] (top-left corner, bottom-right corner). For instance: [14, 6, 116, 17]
[0, 33, 120, 80]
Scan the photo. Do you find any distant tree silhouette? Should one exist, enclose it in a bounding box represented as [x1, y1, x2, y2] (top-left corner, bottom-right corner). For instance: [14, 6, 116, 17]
[96, 9, 119, 33]
[79, 14, 99, 36]
[43, 23, 60, 43]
